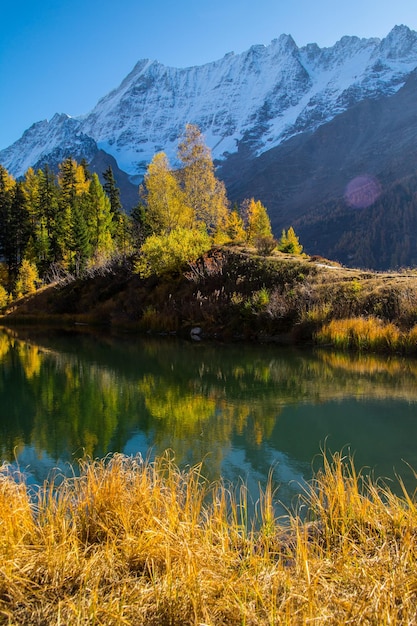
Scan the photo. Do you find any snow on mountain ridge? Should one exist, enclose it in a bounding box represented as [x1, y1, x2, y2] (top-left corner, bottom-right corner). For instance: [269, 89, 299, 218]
[2, 25, 417, 179]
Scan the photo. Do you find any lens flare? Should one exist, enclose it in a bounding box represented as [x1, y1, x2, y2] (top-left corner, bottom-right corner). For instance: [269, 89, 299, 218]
[344, 175, 381, 209]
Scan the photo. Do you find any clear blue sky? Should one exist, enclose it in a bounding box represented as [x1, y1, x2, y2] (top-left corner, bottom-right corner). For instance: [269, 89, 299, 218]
[1, 0, 417, 150]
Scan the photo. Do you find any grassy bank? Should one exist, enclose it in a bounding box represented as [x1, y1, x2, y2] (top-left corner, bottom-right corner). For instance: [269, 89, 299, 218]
[4, 245, 417, 352]
[1, 451, 417, 624]
[315, 316, 417, 352]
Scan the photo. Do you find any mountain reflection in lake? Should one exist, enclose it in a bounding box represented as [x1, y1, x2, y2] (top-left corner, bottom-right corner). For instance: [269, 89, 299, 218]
[1, 326, 417, 511]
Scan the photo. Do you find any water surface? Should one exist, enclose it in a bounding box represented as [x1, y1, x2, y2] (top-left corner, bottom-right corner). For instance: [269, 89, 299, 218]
[1, 326, 417, 510]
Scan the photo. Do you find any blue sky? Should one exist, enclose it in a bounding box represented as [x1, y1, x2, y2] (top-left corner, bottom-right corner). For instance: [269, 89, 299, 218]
[1, 0, 417, 150]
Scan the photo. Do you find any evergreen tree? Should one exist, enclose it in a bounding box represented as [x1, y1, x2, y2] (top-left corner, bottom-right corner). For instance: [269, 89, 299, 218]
[130, 202, 152, 245]
[57, 158, 90, 264]
[103, 165, 122, 216]
[113, 211, 134, 257]
[85, 173, 114, 258]
[0, 166, 16, 289]
[177, 124, 229, 234]
[70, 199, 91, 275]
[80, 158, 92, 181]
[37, 165, 60, 265]
[0, 180, 30, 288]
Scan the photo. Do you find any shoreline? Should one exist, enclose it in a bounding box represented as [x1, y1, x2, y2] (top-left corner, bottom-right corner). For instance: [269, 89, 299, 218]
[3, 245, 417, 354]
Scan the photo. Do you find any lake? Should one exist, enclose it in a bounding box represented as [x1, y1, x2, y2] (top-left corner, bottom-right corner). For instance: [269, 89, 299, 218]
[1, 326, 417, 513]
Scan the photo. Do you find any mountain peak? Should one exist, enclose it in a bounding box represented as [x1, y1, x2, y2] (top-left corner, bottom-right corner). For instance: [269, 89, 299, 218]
[380, 24, 417, 59]
[270, 33, 299, 56]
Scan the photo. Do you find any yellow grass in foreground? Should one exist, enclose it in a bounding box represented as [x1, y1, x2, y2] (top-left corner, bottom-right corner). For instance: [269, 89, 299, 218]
[0, 452, 417, 625]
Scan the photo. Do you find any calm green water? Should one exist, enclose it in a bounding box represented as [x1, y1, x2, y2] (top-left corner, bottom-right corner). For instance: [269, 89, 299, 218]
[1, 326, 417, 511]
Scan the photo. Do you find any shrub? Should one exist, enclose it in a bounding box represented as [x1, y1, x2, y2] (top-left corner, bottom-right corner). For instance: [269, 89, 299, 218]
[135, 227, 211, 278]
[254, 235, 276, 256]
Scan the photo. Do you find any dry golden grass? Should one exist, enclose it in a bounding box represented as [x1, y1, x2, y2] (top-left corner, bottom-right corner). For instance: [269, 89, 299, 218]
[315, 316, 417, 353]
[0, 451, 416, 624]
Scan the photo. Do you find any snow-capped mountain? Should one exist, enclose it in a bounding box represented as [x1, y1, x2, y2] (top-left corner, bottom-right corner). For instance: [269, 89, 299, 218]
[3, 24, 417, 269]
[2, 24, 417, 181]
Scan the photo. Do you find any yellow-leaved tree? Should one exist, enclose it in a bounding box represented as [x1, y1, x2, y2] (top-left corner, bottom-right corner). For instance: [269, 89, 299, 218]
[225, 209, 246, 243]
[142, 152, 194, 234]
[15, 259, 39, 297]
[178, 124, 229, 234]
[278, 226, 303, 255]
[245, 198, 273, 243]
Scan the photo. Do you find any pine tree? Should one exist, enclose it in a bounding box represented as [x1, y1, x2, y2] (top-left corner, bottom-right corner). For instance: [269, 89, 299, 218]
[80, 158, 92, 181]
[103, 165, 122, 216]
[177, 124, 229, 234]
[0, 166, 16, 289]
[130, 202, 152, 245]
[57, 158, 90, 264]
[113, 211, 134, 256]
[70, 198, 91, 275]
[37, 165, 60, 265]
[85, 173, 114, 259]
[0, 179, 30, 288]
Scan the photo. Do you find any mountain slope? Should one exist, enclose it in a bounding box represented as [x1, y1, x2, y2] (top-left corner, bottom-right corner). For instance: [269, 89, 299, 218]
[219, 67, 417, 227]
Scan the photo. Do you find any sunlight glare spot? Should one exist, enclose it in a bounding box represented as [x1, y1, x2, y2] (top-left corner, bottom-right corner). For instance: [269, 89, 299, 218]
[344, 174, 381, 209]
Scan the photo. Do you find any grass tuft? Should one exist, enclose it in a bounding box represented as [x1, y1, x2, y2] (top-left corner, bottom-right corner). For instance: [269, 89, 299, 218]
[0, 451, 416, 623]
[315, 316, 417, 353]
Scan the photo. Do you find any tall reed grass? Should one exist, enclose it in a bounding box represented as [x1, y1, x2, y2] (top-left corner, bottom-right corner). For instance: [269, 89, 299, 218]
[0, 451, 416, 624]
[315, 316, 417, 353]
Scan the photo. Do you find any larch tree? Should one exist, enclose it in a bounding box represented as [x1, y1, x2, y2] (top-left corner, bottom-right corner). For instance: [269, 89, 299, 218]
[22, 168, 51, 270]
[22, 168, 40, 231]
[225, 209, 246, 243]
[177, 124, 229, 234]
[15, 259, 39, 297]
[142, 152, 193, 234]
[278, 226, 303, 255]
[245, 198, 273, 244]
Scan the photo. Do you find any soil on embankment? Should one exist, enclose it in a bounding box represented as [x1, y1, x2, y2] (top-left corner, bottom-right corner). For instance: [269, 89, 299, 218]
[3, 246, 417, 350]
